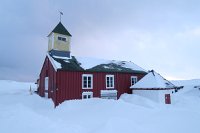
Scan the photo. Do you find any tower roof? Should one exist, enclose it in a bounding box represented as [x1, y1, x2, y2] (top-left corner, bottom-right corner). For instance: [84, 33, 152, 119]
[50, 22, 72, 36]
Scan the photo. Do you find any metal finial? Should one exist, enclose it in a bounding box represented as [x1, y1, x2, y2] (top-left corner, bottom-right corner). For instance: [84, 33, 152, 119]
[59, 11, 63, 22]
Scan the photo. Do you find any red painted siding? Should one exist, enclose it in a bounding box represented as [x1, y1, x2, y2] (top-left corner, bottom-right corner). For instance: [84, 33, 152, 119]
[56, 71, 145, 105]
[38, 56, 146, 106]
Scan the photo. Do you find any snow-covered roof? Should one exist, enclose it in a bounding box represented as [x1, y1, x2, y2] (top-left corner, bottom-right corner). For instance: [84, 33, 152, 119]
[75, 56, 146, 72]
[130, 70, 176, 89]
[47, 52, 147, 73]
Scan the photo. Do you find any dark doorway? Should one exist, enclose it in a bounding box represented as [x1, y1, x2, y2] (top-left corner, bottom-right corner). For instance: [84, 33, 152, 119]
[165, 94, 171, 104]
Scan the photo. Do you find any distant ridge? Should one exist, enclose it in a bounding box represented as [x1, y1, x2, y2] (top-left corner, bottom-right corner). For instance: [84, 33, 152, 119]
[171, 79, 200, 86]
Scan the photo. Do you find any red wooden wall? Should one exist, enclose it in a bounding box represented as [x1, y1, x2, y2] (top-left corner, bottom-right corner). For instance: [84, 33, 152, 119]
[38, 56, 146, 106]
[38, 57, 57, 105]
[56, 71, 145, 105]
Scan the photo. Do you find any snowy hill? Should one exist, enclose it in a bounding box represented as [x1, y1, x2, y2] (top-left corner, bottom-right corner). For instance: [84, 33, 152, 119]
[0, 80, 200, 133]
[171, 79, 200, 86]
[171, 79, 200, 95]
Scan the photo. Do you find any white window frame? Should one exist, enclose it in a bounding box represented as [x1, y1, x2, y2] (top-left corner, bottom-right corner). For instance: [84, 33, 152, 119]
[82, 74, 93, 89]
[45, 77, 49, 91]
[131, 76, 137, 86]
[106, 75, 114, 89]
[82, 92, 93, 99]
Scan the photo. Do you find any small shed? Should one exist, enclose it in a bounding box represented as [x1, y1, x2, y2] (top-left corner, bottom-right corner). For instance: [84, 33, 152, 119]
[130, 70, 177, 104]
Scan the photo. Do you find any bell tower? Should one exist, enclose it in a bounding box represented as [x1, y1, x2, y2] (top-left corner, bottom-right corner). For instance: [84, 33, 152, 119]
[48, 22, 72, 57]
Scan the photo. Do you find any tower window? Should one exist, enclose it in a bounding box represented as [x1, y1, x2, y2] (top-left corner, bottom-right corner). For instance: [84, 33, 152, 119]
[58, 36, 66, 42]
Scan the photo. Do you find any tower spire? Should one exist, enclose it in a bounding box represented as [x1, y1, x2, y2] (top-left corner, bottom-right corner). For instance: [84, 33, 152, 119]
[59, 11, 63, 22]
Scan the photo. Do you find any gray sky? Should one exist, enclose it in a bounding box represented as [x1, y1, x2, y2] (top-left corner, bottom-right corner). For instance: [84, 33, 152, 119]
[0, 0, 200, 82]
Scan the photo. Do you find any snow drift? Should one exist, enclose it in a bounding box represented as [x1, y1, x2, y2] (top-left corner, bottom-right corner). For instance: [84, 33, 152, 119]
[0, 80, 200, 133]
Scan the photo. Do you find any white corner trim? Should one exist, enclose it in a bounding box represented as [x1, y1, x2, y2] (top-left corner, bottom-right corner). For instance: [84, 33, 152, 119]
[46, 53, 58, 72]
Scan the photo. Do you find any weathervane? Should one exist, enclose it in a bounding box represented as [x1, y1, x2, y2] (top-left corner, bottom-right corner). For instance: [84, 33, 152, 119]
[59, 11, 63, 22]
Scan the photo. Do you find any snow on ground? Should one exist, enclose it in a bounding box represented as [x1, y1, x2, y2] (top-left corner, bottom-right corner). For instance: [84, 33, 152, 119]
[171, 79, 200, 109]
[0, 80, 200, 133]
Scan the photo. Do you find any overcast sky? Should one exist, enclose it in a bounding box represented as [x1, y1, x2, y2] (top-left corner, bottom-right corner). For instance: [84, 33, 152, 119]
[1, 0, 200, 82]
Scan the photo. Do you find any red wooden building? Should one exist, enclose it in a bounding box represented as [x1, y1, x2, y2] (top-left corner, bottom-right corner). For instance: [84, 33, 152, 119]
[37, 22, 147, 106]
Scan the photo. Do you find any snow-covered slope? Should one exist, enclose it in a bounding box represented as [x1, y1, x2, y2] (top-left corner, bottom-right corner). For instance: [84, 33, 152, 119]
[0, 80, 200, 133]
[171, 79, 200, 86]
[171, 79, 200, 97]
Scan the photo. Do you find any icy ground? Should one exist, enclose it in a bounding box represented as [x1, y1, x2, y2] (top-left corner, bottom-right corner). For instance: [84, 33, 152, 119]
[0, 80, 200, 133]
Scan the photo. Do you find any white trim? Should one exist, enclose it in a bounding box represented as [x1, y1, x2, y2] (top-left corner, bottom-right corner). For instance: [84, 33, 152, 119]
[57, 33, 67, 38]
[131, 76, 138, 86]
[101, 90, 117, 94]
[52, 33, 54, 49]
[106, 75, 114, 89]
[82, 74, 93, 89]
[44, 77, 49, 99]
[82, 91, 93, 99]
[69, 37, 71, 50]
[47, 53, 58, 72]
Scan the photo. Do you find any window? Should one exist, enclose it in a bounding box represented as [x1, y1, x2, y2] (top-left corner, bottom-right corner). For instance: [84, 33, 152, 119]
[106, 75, 114, 88]
[82, 92, 93, 99]
[58, 36, 67, 42]
[131, 76, 137, 86]
[82, 74, 93, 89]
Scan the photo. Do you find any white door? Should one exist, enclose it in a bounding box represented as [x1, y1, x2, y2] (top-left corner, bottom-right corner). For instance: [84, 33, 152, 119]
[45, 77, 49, 98]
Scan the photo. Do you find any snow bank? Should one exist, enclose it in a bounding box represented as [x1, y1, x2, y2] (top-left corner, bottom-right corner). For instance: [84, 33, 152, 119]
[119, 93, 158, 108]
[0, 80, 36, 93]
[171, 79, 200, 97]
[0, 80, 200, 133]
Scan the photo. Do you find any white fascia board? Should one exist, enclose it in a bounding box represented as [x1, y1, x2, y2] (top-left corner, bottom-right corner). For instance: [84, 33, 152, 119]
[46, 53, 58, 72]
